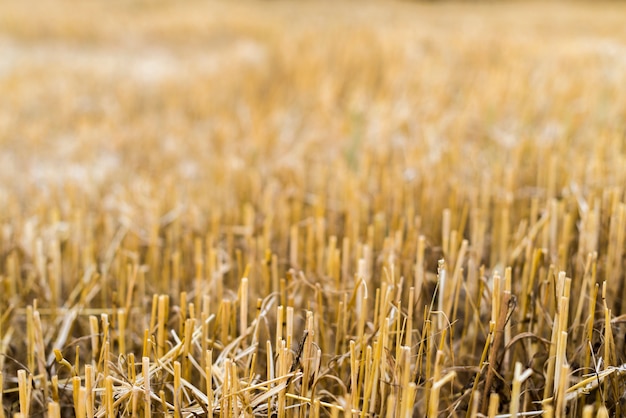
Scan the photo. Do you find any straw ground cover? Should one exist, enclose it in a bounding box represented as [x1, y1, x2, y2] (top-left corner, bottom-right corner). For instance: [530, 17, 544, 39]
[1, 0, 626, 416]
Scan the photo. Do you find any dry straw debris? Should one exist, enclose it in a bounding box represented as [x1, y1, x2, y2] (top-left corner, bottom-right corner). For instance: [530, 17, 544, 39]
[1, 1, 626, 417]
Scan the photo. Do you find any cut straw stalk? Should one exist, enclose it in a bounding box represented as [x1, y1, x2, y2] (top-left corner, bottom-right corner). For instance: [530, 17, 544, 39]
[428, 350, 456, 418]
[18, 370, 31, 417]
[157, 295, 169, 358]
[510, 362, 533, 416]
[174, 361, 181, 418]
[481, 285, 511, 415]
[143, 356, 154, 415]
[48, 401, 61, 418]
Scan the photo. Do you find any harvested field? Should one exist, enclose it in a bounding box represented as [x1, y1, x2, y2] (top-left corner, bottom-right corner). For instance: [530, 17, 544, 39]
[1, 1, 626, 416]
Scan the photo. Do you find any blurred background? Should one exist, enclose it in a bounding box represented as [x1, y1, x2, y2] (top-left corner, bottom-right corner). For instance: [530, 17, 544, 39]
[1, 0, 625, 205]
[1, 0, 625, 288]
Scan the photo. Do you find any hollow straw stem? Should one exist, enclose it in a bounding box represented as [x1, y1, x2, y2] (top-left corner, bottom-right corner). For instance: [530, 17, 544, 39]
[510, 362, 533, 417]
[481, 289, 510, 415]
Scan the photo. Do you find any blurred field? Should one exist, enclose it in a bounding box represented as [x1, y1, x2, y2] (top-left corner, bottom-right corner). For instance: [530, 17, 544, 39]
[1, 1, 626, 417]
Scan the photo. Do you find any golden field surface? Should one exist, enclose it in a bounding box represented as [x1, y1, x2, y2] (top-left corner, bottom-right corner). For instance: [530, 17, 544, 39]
[1, 1, 626, 416]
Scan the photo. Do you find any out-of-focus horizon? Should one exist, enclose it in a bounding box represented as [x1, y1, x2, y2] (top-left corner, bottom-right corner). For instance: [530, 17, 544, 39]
[1, 0, 625, 200]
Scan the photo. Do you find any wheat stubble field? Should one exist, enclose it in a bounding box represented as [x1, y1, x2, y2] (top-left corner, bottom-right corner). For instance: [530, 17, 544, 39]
[1, 1, 626, 417]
